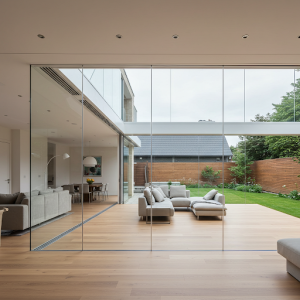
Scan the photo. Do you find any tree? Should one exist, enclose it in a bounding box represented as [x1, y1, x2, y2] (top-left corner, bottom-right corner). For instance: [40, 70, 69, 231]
[229, 149, 253, 184]
[201, 166, 221, 185]
[234, 114, 271, 161]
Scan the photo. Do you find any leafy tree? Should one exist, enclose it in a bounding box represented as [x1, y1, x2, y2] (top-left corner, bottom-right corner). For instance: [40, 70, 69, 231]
[201, 166, 221, 184]
[229, 149, 253, 184]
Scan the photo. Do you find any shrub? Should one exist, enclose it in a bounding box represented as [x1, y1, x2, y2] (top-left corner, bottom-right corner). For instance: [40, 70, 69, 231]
[288, 190, 300, 200]
[234, 184, 262, 193]
[201, 166, 221, 185]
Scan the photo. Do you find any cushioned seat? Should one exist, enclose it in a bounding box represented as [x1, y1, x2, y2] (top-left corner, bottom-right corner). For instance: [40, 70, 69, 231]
[146, 201, 175, 217]
[193, 203, 226, 211]
[278, 238, 300, 281]
[170, 197, 191, 207]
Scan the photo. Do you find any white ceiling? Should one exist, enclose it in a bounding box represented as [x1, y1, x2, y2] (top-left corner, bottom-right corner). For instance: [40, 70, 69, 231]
[1, 0, 300, 130]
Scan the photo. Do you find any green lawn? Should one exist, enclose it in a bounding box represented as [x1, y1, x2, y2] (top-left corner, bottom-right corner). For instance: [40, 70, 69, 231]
[188, 187, 300, 219]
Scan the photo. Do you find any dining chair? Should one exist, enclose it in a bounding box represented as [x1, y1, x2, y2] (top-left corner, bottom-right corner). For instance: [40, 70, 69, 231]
[104, 183, 109, 201]
[94, 185, 103, 201]
[79, 184, 92, 204]
[63, 185, 79, 203]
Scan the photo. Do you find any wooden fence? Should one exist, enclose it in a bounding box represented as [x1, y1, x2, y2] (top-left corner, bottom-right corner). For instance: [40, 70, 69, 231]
[134, 158, 300, 194]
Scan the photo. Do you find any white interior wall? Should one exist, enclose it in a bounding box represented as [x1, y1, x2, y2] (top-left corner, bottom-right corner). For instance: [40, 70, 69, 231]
[70, 146, 119, 195]
[0, 125, 11, 142]
[31, 134, 47, 191]
[54, 142, 70, 188]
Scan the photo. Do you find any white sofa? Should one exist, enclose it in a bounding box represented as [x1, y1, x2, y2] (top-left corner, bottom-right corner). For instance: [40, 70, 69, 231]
[138, 185, 226, 222]
[0, 188, 72, 230]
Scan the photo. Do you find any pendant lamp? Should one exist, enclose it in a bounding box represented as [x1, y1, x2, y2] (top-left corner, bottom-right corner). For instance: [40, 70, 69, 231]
[83, 141, 97, 167]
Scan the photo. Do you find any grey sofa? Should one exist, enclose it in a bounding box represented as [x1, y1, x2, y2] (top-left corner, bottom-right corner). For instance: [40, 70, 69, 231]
[278, 238, 300, 281]
[0, 189, 72, 230]
[138, 186, 226, 222]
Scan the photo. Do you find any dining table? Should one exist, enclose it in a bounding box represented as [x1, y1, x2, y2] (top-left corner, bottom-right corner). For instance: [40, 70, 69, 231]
[65, 183, 103, 202]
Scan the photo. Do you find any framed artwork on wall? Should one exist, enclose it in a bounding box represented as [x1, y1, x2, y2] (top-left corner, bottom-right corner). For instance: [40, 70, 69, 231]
[83, 156, 102, 176]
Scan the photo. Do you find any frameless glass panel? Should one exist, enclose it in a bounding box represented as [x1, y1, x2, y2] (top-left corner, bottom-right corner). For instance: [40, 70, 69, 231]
[150, 68, 224, 250]
[30, 66, 83, 250]
[245, 69, 294, 122]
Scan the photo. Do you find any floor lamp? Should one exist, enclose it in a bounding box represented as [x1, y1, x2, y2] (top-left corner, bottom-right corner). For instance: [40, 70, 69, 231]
[45, 153, 70, 188]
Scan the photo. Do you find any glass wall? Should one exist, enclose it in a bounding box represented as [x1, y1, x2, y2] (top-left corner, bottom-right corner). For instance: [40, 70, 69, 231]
[30, 66, 300, 251]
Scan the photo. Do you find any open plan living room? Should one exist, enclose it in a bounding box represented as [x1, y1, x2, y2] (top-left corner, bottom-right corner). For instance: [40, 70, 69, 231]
[1, 1, 300, 299]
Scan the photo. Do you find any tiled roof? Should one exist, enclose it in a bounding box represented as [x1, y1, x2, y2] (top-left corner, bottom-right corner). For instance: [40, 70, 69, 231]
[132, 136, 232, 157]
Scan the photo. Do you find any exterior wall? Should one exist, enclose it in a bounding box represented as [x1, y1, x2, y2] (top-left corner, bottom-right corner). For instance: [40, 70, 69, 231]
[251, 158, 300, 194]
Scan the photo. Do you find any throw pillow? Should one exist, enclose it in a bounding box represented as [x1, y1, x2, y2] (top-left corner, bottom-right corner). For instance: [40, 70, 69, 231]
[15, 193, 25, 204]
[39, 189, 54, 195]
[144, 188, 155, 205]
[155, 187, 166, 198]
[152, 188, 165, 202]
[0, 192, 19, 204]
[203, 189, 218, 200]
[24, 190, 39, 199]
[170, 185, 186, 198]
[54, 187, 63, 192]
[160, 185, 169, 197]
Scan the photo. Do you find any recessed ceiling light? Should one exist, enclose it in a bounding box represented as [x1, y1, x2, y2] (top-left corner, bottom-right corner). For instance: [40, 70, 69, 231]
[172, 34, 179, 39]
[18, 95, 22, 97]
[116, 34, 122, 39]
[47, 110, 51, 112]
[242, 34, 249, 39]
[66, 120, 69, 122]
[37, 34, 45, 39]
[4, 115, 7, 116]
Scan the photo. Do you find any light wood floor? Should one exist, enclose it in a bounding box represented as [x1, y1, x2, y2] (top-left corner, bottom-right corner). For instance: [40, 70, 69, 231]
[27, 199, 300, 251]
[1, 200, 300, 299]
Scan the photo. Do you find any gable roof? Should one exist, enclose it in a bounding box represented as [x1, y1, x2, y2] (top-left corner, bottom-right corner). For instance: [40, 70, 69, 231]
[133, 136, 232, 157]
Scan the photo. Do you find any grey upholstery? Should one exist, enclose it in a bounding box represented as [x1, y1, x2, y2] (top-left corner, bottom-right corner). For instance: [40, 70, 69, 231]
[191, 193, 226, 218]
[170, 198, 191, 207]
[0, 189, 72, 230]
[170, 185, 187, 198]
[278, 238, 300, 281]
[139, 188, 226, 221]
[0, 204, 28, 230]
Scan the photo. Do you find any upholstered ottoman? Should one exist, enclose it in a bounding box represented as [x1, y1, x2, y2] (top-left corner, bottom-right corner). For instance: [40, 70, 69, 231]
[190, 193, 226, 219]
[277, 238, 300, 281]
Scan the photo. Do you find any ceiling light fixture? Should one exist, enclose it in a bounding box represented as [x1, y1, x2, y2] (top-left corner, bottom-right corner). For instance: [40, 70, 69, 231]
[242, 34, 249, 39]
[172, 34, 179, 39]
[37, 34, 45, 39]
[18, 95, 22, 97]
[47, 110, 51, 112]
[83, 141, 97, 167]
[116, 34, 122, 39]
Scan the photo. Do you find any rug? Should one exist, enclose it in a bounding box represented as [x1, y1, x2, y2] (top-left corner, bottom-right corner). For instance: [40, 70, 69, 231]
[1, 212, 74, 236]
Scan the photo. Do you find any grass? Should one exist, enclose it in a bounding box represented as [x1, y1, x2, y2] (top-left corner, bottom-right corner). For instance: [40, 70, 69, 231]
[188, 187, 300, 219]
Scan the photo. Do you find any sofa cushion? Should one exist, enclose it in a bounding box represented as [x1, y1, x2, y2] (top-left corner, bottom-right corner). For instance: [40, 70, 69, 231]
[170, 185, 186, 198]
[144, 188, 155, 205]
[170, 197, 191, 207]
[158, 185, 169, 197]
[193, 202, 226, 211]
[203, 189, 218, 200]
[152, 188, 165, 202]
[155, 187, 166, 198]
[24, 190, 39, 199]
[278, 238, 300, 269]
[146, 201, 175, 217]
[15, 193, 25, 204]
[39, 189, 54, 195]
[54, 187, 63, 192]
[0, 192, 19, 204]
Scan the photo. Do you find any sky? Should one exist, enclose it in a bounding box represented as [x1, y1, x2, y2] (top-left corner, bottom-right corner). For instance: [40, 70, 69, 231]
[125, 68, 298, 146]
